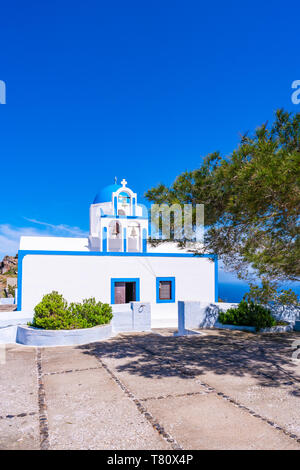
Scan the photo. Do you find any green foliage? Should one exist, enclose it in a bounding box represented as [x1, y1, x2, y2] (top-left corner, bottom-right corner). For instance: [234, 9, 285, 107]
[7, 285, 16, 297]
[218, 300, 276, 331]
[68, 298, 113, 328]
[4, 268, 18, 275]
[277, 289, 299, 306]
[30, 291, 70, 330]
[243, 279, 299, 306]
[145, 109, 300, 284]
[30, 291, 113, 330]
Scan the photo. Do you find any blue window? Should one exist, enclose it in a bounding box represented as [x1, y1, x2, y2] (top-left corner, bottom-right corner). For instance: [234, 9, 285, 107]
[156, 277, 175, 303]
[111, 278, 140, 304]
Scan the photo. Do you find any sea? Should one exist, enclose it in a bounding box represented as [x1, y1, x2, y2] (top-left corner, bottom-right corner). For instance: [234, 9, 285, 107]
[218, 281, 300, 303]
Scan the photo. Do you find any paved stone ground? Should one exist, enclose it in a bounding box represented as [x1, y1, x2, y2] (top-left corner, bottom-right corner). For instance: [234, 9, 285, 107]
[0, 305, 17, 312]
[1, 329, 300, 450]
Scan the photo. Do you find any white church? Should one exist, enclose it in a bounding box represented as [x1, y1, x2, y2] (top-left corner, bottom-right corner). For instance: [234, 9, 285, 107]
[18, 179, 218, 327]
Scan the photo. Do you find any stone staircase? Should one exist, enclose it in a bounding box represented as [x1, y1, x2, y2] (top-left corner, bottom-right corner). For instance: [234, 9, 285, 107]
[0, 304, 17, 312]
[294, 321, 300, 332]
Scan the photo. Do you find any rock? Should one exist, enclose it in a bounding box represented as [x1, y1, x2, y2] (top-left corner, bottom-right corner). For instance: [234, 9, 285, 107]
[0, 255, 18, 274]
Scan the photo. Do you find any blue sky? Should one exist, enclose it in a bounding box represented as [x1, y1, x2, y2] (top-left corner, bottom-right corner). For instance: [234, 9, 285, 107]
[0, 0, 299, 284]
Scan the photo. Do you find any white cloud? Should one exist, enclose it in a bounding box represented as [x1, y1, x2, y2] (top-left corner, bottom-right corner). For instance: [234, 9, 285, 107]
[24, 218, 88, 237]
[0, 220, 88, 258]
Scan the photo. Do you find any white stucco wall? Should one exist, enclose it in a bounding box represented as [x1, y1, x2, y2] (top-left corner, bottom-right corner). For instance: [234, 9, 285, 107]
[20, 236, 89, 251]
[20, 254, 216, 323]
[20, 237, 202, 254]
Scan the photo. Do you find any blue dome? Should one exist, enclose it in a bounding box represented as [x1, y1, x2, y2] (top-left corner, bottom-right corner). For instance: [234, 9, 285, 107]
[93, 184, 122, 204]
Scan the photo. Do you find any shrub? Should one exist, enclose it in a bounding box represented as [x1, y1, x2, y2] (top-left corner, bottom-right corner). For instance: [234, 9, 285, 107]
[218, 300, 276, 331]
[7, 285, 16, 297]
[68, 298, 113, 328]
[30, 291, 113, 330]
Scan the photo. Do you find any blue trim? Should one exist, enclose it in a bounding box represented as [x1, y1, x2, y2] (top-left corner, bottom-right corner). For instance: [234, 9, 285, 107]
[142, 228, 147, 253]
[156, 277, 175, 303]
[111, 278, 140, 304]
[100, 215, 148, 220]
[17, 253, 24, 311]
[214, 254, 218, 302]
[132, 197, 136, 216]
[18, 250, 215, 258]
[123, 228, 127, 252]
[102, 227, 107, 252]
[113, 196, 118, 216]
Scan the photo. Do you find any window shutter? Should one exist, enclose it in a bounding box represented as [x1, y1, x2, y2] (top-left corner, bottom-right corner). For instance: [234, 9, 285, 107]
[159, 281, 172, 300]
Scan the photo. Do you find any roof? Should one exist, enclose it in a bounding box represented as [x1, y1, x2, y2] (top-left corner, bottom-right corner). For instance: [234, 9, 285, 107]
[93, 184, 122, 204]
[19, 237, 203, 254]
[19, 236, 89, 251]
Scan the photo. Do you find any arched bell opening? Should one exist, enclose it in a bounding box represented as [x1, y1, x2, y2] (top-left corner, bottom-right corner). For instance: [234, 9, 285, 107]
[108, 220, 122, 252]
[117, 191, 132, 216]
[127, 222, 140, 252]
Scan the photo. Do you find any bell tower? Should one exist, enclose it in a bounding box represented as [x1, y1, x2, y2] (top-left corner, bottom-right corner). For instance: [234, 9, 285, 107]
[89, 179, 148, 253]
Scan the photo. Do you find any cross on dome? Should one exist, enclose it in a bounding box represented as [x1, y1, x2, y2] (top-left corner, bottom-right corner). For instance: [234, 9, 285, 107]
[121, 178, 127, 187]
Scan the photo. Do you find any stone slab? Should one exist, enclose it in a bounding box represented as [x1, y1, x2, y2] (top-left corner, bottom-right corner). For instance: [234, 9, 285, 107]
[0, 345, 38, 417]
[146, 393, 300, 450]
[44, 367, 169, 450]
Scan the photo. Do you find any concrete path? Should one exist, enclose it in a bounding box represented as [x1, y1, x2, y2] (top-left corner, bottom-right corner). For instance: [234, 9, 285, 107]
[1, 329, 300, 450]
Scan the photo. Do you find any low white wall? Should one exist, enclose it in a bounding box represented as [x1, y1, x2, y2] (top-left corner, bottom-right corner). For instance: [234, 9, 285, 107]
[270, 304, 300, 324]
[16, 324, 113, 346]
[0, 325, 18, 343]
[0, 302, 151, 345]
[214, 322, 256, 332]
[178, 301, 300, 334]
[178, 301, 220, 332]
[0, 298, 15, 305]
[112, 302, 151, 332]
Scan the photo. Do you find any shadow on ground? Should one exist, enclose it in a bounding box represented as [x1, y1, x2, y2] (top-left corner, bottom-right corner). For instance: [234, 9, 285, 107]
[77, 330, 300, 395]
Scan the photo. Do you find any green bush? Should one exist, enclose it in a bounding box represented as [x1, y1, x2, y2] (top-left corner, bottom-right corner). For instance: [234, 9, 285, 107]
[30, 291, 113, 330]
[218, 300, 276, 331]
[68, 298, 113, 328]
